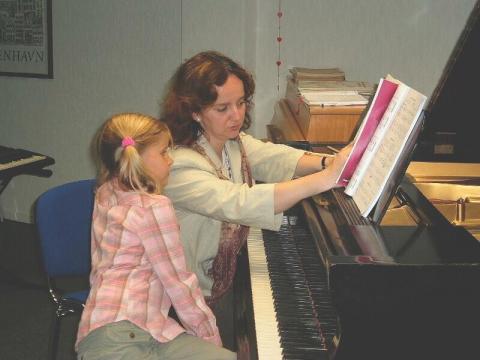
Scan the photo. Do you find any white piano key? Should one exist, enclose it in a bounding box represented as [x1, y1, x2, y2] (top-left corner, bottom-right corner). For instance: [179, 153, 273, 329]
[247, 227, 283, 359]
[0, 154, 46, 171]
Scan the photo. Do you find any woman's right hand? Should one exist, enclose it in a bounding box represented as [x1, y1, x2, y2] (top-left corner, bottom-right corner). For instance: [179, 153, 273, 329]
[322, 143, 353, 188]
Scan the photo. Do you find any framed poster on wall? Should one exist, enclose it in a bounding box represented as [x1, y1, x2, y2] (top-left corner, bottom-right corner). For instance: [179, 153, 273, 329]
[0, 0, 53, 78]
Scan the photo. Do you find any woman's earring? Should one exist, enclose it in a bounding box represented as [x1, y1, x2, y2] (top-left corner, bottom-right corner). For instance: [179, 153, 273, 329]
[195, 116, 201, 123]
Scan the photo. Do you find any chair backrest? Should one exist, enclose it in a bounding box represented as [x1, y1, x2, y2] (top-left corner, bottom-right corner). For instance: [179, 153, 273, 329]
[36, 179, 96, 278]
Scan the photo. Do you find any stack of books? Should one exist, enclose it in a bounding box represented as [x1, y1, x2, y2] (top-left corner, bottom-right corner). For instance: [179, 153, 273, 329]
[288, 67, 374, 107]
[289, 67, 346, 82]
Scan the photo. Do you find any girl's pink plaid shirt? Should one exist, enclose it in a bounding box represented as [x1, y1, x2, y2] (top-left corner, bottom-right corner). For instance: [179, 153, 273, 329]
[76, 180, 221, 349]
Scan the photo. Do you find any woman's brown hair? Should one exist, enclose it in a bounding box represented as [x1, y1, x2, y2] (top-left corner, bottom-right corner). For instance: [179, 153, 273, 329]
[161, 51, 255, 145]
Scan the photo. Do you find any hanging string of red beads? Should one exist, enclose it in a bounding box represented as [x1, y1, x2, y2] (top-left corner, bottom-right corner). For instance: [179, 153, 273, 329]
[276, 0, 283, 93]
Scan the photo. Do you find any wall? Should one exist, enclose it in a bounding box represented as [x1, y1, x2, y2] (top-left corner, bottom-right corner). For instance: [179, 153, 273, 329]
[0, 0, 476, 222]
[1, 0, 181, 221]
[252, 0, 477, 136]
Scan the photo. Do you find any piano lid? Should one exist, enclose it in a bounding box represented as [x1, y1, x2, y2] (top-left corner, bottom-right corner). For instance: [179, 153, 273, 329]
[370, 2, 480, 223]
[414, 1, 480, 163]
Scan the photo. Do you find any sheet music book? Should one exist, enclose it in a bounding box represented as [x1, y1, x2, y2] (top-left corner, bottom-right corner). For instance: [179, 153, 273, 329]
[296, 80, 374, 96]
[369, 113, 424, 223]
[301, 91, 369, 106]
[336, 77, 399, 186]
[289, 67, 345, 81]
[340, 75, 427, 217]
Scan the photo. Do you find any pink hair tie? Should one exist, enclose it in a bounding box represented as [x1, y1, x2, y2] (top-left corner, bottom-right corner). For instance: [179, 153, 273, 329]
[121, 136, 135, 148]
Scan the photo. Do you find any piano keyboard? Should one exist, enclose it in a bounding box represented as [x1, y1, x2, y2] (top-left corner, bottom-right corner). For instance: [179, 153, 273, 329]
[247, 227, 283, 359]
[0, 154, 47, 171]
[247, 214, 337, 359]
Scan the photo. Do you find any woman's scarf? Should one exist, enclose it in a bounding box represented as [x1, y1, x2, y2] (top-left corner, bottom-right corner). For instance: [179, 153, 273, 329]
[192, 136, 253, 304]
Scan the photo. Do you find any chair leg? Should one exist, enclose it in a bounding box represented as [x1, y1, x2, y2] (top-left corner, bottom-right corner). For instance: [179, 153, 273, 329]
[47, 312, 60, 360]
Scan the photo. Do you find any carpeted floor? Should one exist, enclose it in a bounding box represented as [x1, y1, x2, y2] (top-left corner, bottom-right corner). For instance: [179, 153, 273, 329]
[0, 219, 83, 360]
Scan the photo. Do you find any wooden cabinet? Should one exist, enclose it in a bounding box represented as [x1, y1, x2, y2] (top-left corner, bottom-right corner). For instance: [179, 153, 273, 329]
[290, 99, 365, 143]
[270, 98, 365, 145]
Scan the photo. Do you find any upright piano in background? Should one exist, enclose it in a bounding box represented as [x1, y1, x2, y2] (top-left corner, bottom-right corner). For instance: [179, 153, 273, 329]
[235, 2, 480, 359]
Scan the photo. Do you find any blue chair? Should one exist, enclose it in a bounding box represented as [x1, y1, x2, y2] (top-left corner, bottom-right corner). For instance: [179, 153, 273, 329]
[35, 179, 96, 360]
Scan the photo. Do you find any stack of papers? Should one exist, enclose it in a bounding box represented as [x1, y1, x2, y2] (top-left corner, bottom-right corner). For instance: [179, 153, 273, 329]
[301, 90, 369, 106]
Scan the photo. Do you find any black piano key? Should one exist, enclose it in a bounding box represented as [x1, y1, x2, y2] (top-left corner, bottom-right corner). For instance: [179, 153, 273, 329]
[262, 216, 335, 360]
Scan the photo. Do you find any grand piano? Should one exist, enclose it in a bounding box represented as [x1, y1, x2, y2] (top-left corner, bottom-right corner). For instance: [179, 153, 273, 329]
[235, 3, 480, 359]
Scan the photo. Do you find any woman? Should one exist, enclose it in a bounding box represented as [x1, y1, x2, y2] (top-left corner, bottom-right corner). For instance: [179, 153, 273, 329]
[161, 50, 351, 348]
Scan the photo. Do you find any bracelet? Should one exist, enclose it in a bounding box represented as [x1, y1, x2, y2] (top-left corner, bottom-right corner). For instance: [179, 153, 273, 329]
[321, 156, 327, 169]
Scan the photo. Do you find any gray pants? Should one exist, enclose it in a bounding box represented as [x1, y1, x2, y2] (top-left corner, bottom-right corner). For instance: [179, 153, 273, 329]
[77, 320, 236, 360]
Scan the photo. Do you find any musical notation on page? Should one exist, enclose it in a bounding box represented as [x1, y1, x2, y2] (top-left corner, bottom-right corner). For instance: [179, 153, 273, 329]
[336, 77, 399, 186]
[337, 75, 427, 218]
[351, 83, 426, 216]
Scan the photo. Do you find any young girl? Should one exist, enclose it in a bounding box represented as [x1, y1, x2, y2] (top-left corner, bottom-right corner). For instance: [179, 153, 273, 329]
[75, 113, 235, 360]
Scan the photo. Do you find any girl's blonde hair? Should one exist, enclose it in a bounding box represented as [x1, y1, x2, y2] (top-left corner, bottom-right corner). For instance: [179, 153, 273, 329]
[96, 112, 172, 194]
